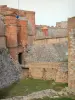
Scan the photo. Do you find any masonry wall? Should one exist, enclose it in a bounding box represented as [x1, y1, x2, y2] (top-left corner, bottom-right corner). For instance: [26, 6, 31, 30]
[33, 37, 68, 45]
[68, 17, 75, 92]
[17, 18, 28, 46]
[0, 5, 36, 65]
[56, 21, 68, 28]
[28, 62, 68, 83]
[0, 15, 6, 48]
[36, 27, 68, 39]
[0, 5, 35, 43]
[25, 11, 35, 36]
[0, 16, 21, 89]
[0, 37, 6, 48]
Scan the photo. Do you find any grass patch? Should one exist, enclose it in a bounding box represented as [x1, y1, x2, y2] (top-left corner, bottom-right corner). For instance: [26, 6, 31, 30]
[51, 82, 68, 91]
[0, 78, 68, 99]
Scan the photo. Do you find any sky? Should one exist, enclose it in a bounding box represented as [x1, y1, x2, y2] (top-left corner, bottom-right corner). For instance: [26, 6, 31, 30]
[0, 0, 75, 26]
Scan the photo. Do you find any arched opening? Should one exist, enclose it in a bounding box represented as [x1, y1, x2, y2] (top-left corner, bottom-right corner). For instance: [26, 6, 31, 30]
[18, 53, 22, 64]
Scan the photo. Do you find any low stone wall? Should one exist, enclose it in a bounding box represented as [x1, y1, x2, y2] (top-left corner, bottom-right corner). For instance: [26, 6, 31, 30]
[33, 37, 68, 45]
[28, 62, 68, 83]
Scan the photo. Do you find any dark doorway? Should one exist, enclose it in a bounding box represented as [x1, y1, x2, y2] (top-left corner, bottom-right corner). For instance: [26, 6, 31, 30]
[18, 53, 22, 64]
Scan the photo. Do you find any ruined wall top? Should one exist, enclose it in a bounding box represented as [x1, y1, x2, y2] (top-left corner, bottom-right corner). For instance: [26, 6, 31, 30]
[35, 25, 68, 40]
[56, 21, 68, 28]
[0, 5, 35, 16]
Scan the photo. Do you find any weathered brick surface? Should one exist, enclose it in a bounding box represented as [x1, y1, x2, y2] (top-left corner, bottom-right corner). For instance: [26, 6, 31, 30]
[25, 11, 35, 36]
[0, 5, 35, 46]
[68, 29, 75, 91]
[56, 21, 68, 28]
[0, 37, 6, 48]
[29, 62, 68, 83]
[68, 17, 75, 32]
[6, 32, 18, 48]
[68, 17, 75, 92]
[0, 16, 5, 36]
[0, 5, 8, 12]
[28, 36, 34, 45]
[0, 16, 6, 48]
[8, 47, 18, 61]
[4, 16, 17, 25]
[36, 26, 68, 39]
[18, 19, 28, 47]
[33, 38, 68, 45]
[6, 25, 17, 34]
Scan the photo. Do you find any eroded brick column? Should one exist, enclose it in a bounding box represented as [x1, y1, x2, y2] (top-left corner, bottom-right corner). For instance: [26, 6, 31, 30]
[5, 15, 18, 61]
[18, 19, 28, 47]
[68, 17, 75, 92]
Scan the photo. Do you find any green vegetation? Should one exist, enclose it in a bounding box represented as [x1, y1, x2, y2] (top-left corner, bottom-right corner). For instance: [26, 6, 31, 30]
[0, 78, 68, 99]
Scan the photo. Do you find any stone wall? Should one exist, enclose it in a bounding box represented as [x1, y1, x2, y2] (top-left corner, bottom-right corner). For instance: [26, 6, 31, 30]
[28, 62, 68, 83]
[36, 27, 68, 39]
[26, 43, 68, 63]
[0, 5, 35, 62]
[68, 17, 75, 92]
[33, 37, 68, 45]
[0, 36, 6, 48]
[68, 29, 75, 92]
[56, 21, 67, 28]
[0, 16, 6, 48]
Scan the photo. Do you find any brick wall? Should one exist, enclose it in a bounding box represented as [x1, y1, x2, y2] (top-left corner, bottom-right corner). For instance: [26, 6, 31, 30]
[2, 14, 28, 62]
[6, 25, 18, 47]
[68, 17, 75, 92]
[0, 5, 35, 45]
[17, 19, 28, 46]
[28, 62, 68, 83]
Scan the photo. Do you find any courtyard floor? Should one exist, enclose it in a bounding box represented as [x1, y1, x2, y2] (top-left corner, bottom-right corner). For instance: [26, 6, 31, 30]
[0, 78, 74, 100]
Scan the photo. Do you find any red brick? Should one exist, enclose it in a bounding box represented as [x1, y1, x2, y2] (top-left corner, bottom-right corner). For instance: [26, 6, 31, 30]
[6, 25, 17, 34]
[6, 33, 18, 47]
[9, 48, 18, 61]
[17, 20, 28, 46]
[4, 16, 17, 25]
[18, 20, 27, 26]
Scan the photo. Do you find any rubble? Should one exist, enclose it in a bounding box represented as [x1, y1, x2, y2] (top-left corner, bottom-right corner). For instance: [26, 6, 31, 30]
[0, 48, 21, 89]
[1, 88, 75, 100]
